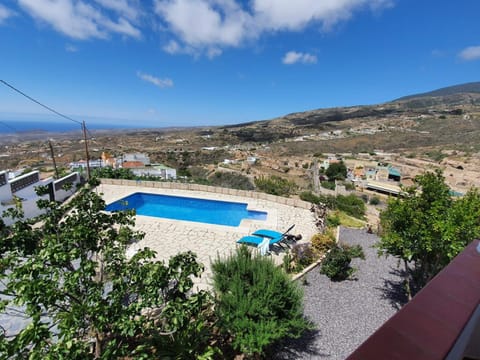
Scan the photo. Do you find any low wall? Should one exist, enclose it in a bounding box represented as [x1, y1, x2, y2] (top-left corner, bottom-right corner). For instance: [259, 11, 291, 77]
[99, 178, 312, 210]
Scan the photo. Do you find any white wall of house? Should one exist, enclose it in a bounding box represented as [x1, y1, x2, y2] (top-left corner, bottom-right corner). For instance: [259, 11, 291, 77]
[123, 153, 150, 165]
[0, 171, 11, 203]
[1, 171, 80, 226]
[53, 172, 81, 202]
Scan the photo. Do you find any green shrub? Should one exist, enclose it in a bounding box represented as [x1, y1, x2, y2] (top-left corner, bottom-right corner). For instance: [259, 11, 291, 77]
[254, 175, 297, 197]
[299, 191, 338, 209]
[326, 213, 341, 227]
[299, 191, 321, 204]
[209, 171, 254, 190]
[343, 244, 365, 260]
[282, 251, 294, 273]
[311, 230, 336, 255]
[369, 196, 380, 205]
[290, 243, 317, 272]
[321, 181, 336, 190]
[320, 246, 354, 281]
[211, 246, 311, 357]
[92, 167, 135, 179]
[336, 194, 366, 219]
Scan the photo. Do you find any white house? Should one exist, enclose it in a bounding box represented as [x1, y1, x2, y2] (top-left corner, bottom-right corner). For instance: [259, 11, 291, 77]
[131, 164, 177, 180]
[69, 159, 103, 171]
[1, 170, 80, 226]
[123, 153, 150, 165]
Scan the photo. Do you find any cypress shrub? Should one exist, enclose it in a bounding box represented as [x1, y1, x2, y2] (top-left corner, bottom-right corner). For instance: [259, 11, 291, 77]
[320, 246, 354, 281]
[211, 246, 311, 357]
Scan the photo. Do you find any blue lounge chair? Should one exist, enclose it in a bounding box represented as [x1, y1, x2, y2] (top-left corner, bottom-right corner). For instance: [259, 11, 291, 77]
[252, 224, 295, 239]
[236, 234, 284, 247]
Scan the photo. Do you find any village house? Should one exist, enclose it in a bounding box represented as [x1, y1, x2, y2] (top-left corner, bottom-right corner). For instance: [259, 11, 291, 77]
[0, 170, 80, 226]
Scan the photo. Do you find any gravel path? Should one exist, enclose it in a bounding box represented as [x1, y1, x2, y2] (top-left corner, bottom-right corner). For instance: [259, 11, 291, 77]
[272, 226, 406, 360]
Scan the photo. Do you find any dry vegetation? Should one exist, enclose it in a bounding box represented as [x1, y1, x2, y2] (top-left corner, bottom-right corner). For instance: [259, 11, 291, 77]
[2, 92, 480, 193]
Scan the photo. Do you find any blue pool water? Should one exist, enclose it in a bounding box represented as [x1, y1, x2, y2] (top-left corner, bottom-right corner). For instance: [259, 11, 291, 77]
[106, 192, 267, 227]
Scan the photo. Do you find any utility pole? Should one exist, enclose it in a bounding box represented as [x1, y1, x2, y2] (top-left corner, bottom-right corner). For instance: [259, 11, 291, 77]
[82, 120, 91, 180]
[48, 140, 59, 179]
[312, 158, 320, 193]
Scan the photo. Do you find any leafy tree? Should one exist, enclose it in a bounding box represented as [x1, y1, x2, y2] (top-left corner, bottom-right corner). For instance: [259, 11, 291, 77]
[0, 181, 214, 359]
[211, 246, 311, 357]
[325, 161, 347, 181]
[378, 170, 480, 299]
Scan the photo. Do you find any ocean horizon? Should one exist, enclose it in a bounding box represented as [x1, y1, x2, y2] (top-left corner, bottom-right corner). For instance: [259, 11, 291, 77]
[0, 120, 148, 134]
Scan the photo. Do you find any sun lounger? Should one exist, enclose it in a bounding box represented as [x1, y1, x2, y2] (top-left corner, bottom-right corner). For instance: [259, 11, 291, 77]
[236, 233, 285, 246]
[251, 224, 295, 239]
[236, 225, 296, 254]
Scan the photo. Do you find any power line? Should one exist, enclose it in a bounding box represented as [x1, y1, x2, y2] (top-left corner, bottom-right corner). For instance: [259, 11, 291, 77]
[1, 80, 92, 179]
[0, 80, 82, 126]
[0, 121, 18, 132]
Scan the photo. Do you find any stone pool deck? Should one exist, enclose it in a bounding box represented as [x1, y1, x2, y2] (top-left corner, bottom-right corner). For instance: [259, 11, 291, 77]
[98, 183, 318, 290]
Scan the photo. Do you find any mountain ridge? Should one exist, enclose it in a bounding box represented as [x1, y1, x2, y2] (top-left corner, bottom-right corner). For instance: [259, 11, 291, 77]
[394, 81, 480, 101]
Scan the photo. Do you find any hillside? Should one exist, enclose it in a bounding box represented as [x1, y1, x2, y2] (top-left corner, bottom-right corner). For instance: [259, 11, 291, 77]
[218, 83, 480, 154]
[395, 81, 480, 101]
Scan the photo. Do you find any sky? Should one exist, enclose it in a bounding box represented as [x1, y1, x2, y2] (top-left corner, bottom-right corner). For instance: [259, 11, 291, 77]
[0, 0, 479, 128]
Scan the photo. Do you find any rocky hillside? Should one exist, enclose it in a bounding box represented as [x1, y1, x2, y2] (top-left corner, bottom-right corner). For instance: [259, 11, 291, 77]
[218, 83, 480, 151]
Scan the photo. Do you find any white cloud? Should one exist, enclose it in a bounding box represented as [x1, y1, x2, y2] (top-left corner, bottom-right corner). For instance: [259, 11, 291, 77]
[155, 0, 255, 47]
[137, 71, 174, 88]
[0, 4, 15, 24]
[459, 46, 480, 61]
[163, 39, 191, 54]
[94, 0, 140, 21]
[65, 44, 78, 52]
[18, 0, 141, 39]
[155, 0, 393, 57]
[282, 51, 317, 64]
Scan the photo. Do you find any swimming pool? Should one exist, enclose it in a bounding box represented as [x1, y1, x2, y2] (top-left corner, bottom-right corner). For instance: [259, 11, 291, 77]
[106, 192, 268, 227]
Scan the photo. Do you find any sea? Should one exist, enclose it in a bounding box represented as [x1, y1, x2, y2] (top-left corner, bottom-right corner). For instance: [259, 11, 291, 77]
[0, 120, 145, 134]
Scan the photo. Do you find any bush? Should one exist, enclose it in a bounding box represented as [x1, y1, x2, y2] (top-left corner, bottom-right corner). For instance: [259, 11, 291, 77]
[211, 246, 311, 357]
[321, 181, 336, 190]
[92, 167, 135, 179]
[311, 230, 336, 255]
[343, 244, 365, 260]
[336, 194, 366, 219]
[254, 175, 297, 197]
[369, 196, 380, 205]
[299, 191, 321, 204]
[320, 246, 354, 281]
[326, 213, 341, 227]
[209, 171, 254, 190]
[290, 243, 317, 272]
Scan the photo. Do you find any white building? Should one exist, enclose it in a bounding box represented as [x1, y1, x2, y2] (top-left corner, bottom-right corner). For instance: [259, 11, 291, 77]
[131, 164, 177, 180]
[123, 153, 150, 165]
[69, 159, 103, 170]
[0, 170, 81, 226]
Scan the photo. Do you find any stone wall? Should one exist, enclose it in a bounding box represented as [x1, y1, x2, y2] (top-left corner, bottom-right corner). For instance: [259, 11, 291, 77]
[99, 178, 312, 210]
